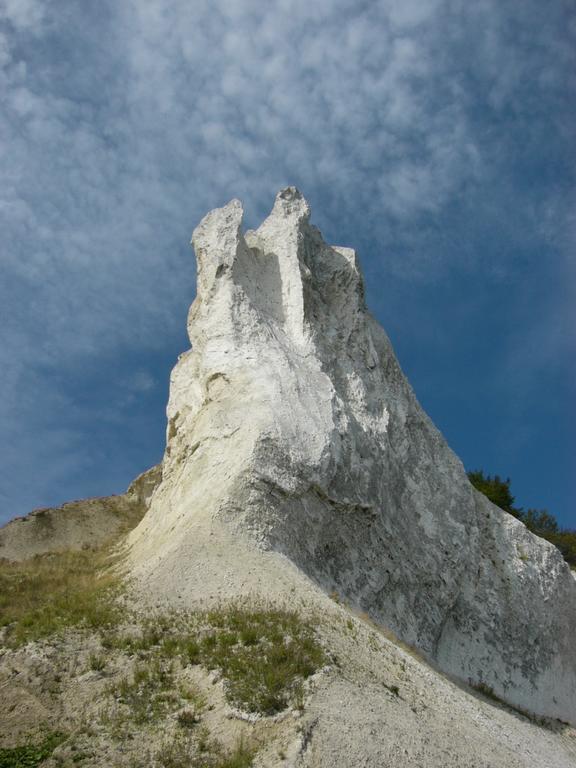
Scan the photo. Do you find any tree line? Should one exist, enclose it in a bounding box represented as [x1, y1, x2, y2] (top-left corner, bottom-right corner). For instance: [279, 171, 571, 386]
[467, 470, 576, 569]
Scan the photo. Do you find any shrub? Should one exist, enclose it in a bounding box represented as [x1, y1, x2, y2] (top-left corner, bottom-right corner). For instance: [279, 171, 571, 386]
[468, 470, 576, 568]
[467, 471, 518, 516]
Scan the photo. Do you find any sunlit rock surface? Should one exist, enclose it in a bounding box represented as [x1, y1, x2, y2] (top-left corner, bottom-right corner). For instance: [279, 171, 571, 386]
[129, 188, 576, 724]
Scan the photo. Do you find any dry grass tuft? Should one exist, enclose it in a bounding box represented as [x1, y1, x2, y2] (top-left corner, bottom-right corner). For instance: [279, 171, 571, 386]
[0, 547, 122, 647]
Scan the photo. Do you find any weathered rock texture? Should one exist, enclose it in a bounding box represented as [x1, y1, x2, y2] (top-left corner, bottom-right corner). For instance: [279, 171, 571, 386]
[129, 188, 576, 724]
[0, 464, 161, 561]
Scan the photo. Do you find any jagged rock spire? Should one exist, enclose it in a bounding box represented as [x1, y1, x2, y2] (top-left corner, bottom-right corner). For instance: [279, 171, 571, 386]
[129, 190, 576, 725]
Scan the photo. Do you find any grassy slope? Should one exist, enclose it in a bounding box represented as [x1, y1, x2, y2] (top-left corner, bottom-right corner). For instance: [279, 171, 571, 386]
[0, 542, 326, 767]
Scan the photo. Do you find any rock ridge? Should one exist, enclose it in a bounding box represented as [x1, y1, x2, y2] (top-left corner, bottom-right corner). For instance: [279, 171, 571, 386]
[0, 464, 161, 561]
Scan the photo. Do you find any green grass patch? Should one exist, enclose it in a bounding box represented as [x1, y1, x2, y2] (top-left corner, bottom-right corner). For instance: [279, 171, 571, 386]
[199, 606, 324, 714]
[116, 659, 176, 723]
[0, 548, 122, 647]
[103, 659, 183, 728]
[101, 653, 206, 737]
[119, 605, 326, 716]
[0, 732, 66, 768]
[155, 732, 255, 768]
[88, 652, 106, 671]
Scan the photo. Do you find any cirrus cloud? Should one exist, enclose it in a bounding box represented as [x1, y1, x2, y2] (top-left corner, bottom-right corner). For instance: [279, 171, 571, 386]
[0, 0, 574, 522]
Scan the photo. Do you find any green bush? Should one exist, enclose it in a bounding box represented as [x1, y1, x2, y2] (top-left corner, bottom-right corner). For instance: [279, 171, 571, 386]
[468, 470, 576, 568]
[467, 470, 518, 516]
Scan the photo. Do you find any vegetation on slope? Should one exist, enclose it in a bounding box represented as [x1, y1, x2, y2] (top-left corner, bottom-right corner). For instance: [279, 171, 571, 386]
[0, 548, 122, 647]
[0, 542, 326, 767]
[468, 470, 576, 568]
[0, 733, 65, 768]
[109, 605, 325, 716]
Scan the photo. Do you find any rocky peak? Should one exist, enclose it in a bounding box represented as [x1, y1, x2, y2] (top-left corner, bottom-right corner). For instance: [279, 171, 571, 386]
[129, 190, 576, 725]
[190, 188, 364, 357]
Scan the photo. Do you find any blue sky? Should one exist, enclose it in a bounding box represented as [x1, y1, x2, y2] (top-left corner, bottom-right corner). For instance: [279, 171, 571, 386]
[1, 0, 574, 527]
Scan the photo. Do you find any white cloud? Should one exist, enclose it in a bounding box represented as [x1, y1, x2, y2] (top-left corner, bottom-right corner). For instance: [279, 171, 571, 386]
[0, 0, 574, 520]
[128, 370, 156, 394]
[0, 0, 44, 31]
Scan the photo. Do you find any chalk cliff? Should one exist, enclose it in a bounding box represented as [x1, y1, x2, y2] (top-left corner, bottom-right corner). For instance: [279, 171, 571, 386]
[128, 188, 576, 724]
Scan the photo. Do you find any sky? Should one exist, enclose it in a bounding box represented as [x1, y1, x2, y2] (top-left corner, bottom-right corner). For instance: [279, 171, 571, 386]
[1, 0, 574, 528]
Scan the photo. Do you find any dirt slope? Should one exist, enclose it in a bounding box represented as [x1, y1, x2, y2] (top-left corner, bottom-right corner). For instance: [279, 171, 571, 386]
[0, 464, 160, 562]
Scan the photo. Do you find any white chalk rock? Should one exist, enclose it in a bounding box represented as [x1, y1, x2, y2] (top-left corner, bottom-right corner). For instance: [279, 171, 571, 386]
[129, 188, 576, 723]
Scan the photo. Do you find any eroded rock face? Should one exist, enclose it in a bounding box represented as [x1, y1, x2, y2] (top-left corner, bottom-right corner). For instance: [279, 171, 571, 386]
[129, 188, 576, 723]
